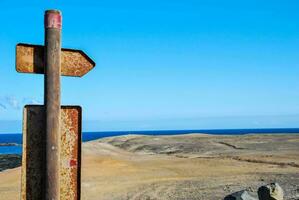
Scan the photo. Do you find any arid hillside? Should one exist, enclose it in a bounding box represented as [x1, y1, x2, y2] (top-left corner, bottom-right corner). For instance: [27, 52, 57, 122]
[0, 134, 298, 199]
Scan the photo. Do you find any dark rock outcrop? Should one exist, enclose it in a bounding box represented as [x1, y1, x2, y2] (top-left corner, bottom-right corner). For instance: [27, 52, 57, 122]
[0, 154, 21, 172]
[258, 183, 284, 200]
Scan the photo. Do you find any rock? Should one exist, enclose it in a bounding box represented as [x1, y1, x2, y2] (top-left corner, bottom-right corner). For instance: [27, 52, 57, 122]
[224, 190, 257, 200]
[0, 154, 21, 172]
[258, 183, 284, 200]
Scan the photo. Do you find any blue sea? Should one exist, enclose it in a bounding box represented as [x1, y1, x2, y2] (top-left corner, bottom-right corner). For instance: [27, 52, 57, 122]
[1, 128, 299, 155]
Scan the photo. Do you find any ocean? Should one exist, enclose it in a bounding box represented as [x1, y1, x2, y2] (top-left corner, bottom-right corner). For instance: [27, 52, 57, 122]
[0, 128, 299, 155]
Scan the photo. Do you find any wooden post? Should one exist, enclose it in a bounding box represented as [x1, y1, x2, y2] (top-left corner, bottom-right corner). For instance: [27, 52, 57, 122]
[44, 10, 62, 200]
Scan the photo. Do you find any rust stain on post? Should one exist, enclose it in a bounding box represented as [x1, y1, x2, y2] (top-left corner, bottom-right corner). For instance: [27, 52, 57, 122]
[21, 105, 81, 200]
[16, 43, 95, 77]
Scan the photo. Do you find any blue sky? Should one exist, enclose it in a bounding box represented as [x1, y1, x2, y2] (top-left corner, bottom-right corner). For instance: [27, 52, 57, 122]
[1, 0, 299, 133]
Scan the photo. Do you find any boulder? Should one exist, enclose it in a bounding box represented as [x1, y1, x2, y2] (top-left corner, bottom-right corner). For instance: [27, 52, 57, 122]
[257, 183, 284, 200]
[224, 190, 257, 200]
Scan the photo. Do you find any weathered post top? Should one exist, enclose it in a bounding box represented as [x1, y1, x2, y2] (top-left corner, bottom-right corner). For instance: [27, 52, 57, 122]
[45, 10, 62, 29]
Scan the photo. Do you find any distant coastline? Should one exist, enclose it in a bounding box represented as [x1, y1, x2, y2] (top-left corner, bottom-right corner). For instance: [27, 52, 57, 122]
[1, 128, 299, 145]
[0, 143, 20, 147]
[1, 128, 299, 155]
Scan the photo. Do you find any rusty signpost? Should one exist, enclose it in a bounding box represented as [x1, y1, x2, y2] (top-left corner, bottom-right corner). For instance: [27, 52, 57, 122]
[16, 10, 95, 200]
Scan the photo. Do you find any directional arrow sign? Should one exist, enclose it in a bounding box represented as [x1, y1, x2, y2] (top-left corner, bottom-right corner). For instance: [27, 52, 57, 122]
[16, 43, 95, 77]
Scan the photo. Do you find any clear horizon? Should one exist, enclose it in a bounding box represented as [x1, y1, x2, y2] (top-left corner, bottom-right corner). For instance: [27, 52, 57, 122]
[1, 1, 299, 133]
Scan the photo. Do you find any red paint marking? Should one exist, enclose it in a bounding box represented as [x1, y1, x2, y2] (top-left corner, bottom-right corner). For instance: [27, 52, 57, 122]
[45, 11, 62, 29]
[70, 159, 77, 167]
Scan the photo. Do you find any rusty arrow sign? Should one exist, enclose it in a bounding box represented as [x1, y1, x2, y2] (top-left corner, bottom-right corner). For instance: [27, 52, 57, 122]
[16, 43, 95, 77]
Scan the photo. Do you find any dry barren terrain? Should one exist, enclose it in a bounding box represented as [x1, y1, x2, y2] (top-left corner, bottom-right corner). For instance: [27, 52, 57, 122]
[0, 134, 298, 199]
